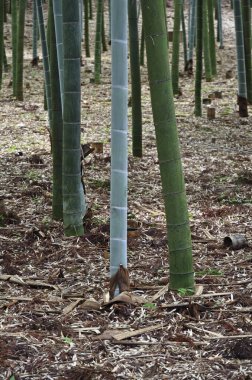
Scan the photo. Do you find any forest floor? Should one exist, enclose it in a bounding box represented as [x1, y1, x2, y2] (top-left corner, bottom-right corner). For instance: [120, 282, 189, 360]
[0, 2, 252, 379]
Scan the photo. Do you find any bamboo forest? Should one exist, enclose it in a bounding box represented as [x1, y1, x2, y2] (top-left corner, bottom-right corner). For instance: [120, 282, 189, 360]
[0, 0, 252, 378]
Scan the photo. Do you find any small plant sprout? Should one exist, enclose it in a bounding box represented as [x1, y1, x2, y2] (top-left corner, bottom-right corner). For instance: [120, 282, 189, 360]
[143, 302, 157, 310]
[61, 333, 74, 347]
[178, 288, 195, 297]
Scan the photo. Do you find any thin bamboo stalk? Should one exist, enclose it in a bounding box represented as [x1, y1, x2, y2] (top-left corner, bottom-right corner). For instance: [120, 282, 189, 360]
[110, 0, 128, 292]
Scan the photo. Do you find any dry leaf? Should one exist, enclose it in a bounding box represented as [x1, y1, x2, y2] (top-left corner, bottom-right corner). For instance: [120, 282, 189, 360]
[80, 298, 101, 310]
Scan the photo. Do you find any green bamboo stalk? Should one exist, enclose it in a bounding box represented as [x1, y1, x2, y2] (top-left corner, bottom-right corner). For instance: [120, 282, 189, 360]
[32, 0, 38, 64]
[203, 0, 212, 82]
[89, 0, 92, 19]
[5, 0, 10, 14]
[46, 0, 52, 59]
[233, 0, 248, 116]
[110, 0, 128, 291]
[187, 0, 196, 73]
[101, 1, 107, 52]
[94, 0, 103, 83]
[181, 1, 187, 70]
[208, 0, 217, 76]
[0, 0, 4, 90]
[140, 23, 145, 66]
[16, 0, 27, 101]
[3, 0, 7, 22]
[11, 0, 18, 95]
[171, 0, 182, 95]
[44, 83, 47, 110]
[79, 0, 83, 43]
[62, 0, 85, 236]
[128, 0, 142, 157]
[241, 0, 252, 104]
[163, 0, 167, 34]
[194, 0, 203, 116]
[84, 0, 90, 57]
[141, 0, 194, 290]
[49, 0, 63, 220]
[3, 44, 8, 72]
[36, 0, 52, 123]
[46, 0, 53, 114]
[217, 0, 224, 48]
[108, 0, 111, 41]
[52, 0, 64, 106]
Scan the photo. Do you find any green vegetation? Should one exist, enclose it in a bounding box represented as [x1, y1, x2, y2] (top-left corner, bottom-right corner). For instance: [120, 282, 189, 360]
[89, 178, 110, 189]
[25, 170, 40, 181]
[62, 335, 74, 345]
[0, 213, 5, 226]
[177, 288, 195, 296]
[196, 269, 224, 276]
[143, 302, 157, 310]
[219, 196, 252, 205]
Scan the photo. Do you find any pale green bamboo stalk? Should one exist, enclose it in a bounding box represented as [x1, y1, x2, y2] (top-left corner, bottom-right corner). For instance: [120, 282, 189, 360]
[110, 0, 128, 291]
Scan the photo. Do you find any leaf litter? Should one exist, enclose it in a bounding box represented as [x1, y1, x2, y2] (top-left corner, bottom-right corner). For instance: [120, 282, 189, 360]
[0, 1, 252, 379]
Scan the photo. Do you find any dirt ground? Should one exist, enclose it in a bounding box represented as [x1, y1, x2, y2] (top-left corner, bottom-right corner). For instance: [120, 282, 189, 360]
[0, 1, 252, 379]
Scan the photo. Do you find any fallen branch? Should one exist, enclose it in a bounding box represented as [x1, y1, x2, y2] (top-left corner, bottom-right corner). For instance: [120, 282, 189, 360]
[0, 275, 58, 289]
[205, 334, 252, 340]
[190, 291, 233, 299]
[184, 323, 223, 337]
[113, 323, 164, 341]
[111, 339, 208, 346]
